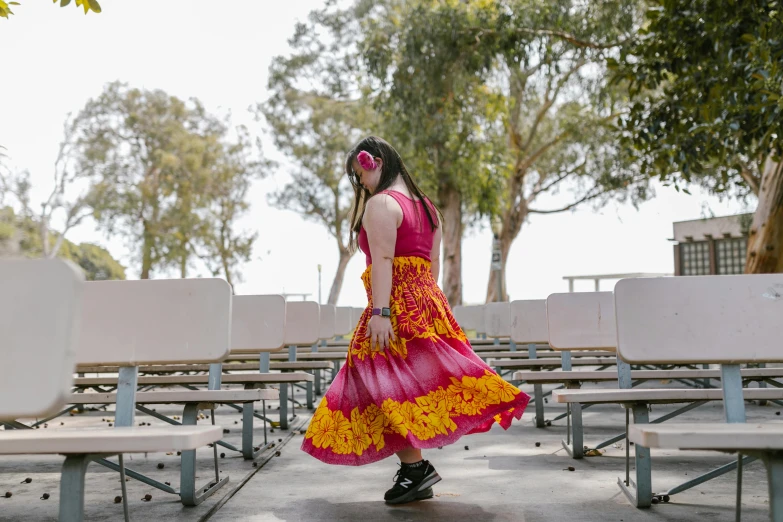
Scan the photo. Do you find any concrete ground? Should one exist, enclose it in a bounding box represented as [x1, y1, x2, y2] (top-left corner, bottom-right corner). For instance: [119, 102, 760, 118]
[1, 379, 778, 522]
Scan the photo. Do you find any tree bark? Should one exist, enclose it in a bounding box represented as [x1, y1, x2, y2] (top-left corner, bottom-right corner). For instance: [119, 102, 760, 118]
[40, 218, 51, 258]
[439, 183, 463, 306]
[141, 220, 153, 279]
[485, 180, 529, 302]
[180, 240, 188, 279]
[485, 231, 514, 303]
[222, 255, 234, 289]
[745, 156, 783, 273]
[327, 249, 353, 305]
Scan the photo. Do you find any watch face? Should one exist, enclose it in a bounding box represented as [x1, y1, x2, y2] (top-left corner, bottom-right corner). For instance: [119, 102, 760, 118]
[381, 308, 391, 317]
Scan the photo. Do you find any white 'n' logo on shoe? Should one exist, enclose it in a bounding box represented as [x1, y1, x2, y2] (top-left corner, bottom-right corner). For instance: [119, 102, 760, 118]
[400, 478, 413, 488]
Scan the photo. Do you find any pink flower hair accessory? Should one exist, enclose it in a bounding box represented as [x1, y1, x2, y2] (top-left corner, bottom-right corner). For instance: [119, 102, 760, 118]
[357, 150, 377, 171]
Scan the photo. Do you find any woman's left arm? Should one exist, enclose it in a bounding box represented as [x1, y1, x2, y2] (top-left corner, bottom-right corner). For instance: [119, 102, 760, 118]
[364, 194, 401, 351]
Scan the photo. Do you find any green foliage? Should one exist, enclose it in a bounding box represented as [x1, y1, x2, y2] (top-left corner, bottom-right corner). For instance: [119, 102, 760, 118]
[0, 207, 14, 241]
[614, 0, 783, 196]
[1, 0, 100, 18]
[0, 1, 20, 18]
[487, 0, 647, 222]
[0, 205, 125, 280]
[76, 82, 266, 281]
[354, 0, 647, 222]
[357, 0, 508, 219]
[261, 7, 377, 250]
[59, 241, 125, 281]
[261, 8, 378, 302]
[197, 126, 264, 287]
[56, 0, 102, 14]
[283, 0, 649, 302]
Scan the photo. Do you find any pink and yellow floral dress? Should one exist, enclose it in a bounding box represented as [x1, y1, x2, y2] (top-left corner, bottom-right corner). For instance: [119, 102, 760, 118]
[302, 190, 530, 465]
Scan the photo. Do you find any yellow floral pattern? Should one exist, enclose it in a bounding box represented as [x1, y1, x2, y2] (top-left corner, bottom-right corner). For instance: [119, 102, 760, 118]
[348, 257, 467, 367]
[305, 370, 521, 456]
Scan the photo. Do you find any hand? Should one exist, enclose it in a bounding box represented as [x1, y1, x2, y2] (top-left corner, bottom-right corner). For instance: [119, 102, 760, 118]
[367, 315, 395, 352]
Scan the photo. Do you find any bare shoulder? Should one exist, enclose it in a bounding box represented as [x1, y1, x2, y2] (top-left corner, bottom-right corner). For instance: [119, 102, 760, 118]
[366, 193, 403, 216]
[364, 193, 403, 227]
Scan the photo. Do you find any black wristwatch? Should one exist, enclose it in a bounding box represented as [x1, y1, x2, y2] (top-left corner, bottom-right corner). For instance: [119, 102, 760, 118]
[372, 307, 391, 317]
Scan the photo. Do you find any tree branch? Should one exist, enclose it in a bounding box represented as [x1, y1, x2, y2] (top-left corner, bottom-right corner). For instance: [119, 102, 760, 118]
[516, 130, 571, 176]
[519, 28, 632, 50]
[527, 186, 608, 215]
[467, 27, 633, 50]
[520, 56, 587, 154]
[739, 166, 761, 196]
[527, 159, 589, 204]
[43, 124, 74, 217]
[507, 63, 545, 149]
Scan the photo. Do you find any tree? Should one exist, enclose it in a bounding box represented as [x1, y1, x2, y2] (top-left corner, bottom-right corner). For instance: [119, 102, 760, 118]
[0, 118, 95, 260]
[357, 0, 647, 303]
[60, 241, 125, 280]
[615, 0, 783, 273]
[261, 8, 378, 305]
[197, 126, 266, 288]
[0, 205, 125, 280]
[76, 82, 265, 281]
[356, 0, 508, 305]
[471, 0, 648, 301]
[1, 0, 101, 19]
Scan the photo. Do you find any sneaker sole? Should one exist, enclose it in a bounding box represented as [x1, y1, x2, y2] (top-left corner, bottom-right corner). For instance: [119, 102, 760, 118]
[385, 471, 442, 505]
[417, 487, 434, 500]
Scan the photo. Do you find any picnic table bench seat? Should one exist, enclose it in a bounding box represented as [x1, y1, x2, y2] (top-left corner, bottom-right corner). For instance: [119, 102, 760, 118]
[512, 368, 783, 384]
[76, 361, 334, 374]
[0, 425, 223, 455]
[629, 423, 783, 452]
[67, 389, 278, 405]
[552, 387, 783, 404]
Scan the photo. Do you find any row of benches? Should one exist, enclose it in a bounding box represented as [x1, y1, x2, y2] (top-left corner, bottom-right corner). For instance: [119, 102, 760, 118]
[0, 259, 357, 521]
[459, 277, 783, 520]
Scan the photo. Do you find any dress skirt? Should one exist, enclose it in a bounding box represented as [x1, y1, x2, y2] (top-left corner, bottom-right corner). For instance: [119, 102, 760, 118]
[301, 256, 530, 465]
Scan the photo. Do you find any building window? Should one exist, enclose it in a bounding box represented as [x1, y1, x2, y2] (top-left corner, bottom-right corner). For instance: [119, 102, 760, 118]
[680, 241, 711, 275]
[716, 237, 747, 275]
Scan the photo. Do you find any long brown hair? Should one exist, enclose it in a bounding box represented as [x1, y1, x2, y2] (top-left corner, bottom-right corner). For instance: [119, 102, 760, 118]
[345, 136, 440, 252]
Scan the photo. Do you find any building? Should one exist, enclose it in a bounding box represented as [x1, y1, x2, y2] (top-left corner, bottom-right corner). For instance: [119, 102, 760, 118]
[672, 213, 753, 276]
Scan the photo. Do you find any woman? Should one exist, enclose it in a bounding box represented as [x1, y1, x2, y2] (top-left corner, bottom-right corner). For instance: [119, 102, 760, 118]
[302, 136, 530, 504]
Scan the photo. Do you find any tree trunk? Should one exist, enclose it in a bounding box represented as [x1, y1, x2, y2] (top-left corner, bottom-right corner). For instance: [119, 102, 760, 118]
[745, 156, 783, 273]
[179, 236, 189, 279]
[141, 220, 153, 279]
[485, 231, 514, 303]
[40, 217, 51, 258]
[49, 231, 67, 259]
[222, 255, 234, 289]
[485, 191, 529, 303]
[327, 249, 352, 305]
[439, 183, 463, 306]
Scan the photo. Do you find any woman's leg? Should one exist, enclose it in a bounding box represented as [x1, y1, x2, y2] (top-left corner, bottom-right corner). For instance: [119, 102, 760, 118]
[385, 445, 440, 504]
[396, 446, 423, 464]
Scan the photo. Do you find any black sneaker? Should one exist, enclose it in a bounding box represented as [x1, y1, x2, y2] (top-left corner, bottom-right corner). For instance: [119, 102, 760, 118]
[416, 487, 434, 500]
[384, 460, 441, 505]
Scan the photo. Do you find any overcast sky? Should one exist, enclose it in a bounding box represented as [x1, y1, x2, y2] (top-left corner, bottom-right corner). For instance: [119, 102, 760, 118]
[0, 1, 751, 306]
